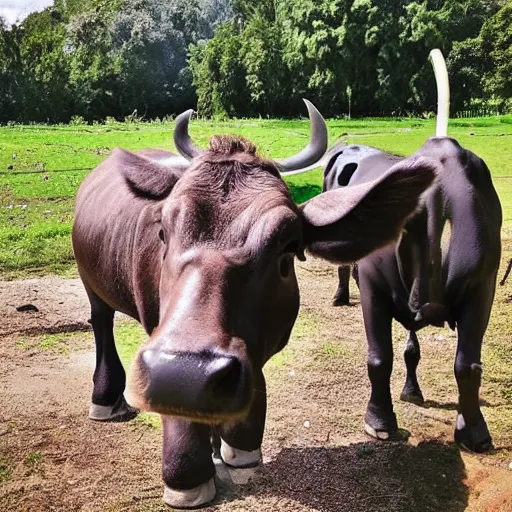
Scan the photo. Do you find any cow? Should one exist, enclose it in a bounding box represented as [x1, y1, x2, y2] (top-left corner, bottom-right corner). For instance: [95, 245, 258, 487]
[320, 50, 502, 453]
[322, 144, 381, 306]
[72, 100, 437, 508]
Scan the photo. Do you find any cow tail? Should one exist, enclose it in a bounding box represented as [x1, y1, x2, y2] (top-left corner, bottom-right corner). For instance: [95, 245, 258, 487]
[429, 49, 450, 137]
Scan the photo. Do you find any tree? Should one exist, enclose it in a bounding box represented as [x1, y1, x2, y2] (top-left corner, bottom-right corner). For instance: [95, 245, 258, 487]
[109, 0, 225, 118]
[14, 8, 72, 122]
[480, 0, 512, 103]
[189, 23, 248, 118]
[66, 3, 120, 120]
[0, 0, 509, 122]
[448, 38, 486, 111]
[0, 23, 23, 121]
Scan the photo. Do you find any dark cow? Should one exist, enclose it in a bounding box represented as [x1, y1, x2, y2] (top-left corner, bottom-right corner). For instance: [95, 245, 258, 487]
[320, 63, 502, 452]
[322, 144, 383, 306]
[320, 143, 380, 306]
[72, 100, 437, 508]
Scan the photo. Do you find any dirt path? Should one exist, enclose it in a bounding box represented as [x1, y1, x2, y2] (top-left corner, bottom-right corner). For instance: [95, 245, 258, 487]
[0, 276, 89, 336]
[1, 259, 511, 512]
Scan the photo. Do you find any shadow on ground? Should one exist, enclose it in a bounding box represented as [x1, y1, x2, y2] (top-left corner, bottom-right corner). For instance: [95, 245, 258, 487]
[422, 398, 498, 411]
[245, 441, 468, 512]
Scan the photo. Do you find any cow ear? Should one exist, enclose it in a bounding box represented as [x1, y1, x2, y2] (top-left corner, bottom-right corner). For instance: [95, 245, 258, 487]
[300, 156, 438, 264]
[116, 148, 184, 200]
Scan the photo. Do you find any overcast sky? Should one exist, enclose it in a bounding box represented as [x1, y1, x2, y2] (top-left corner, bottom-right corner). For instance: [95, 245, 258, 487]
[0, 0, 53, 25]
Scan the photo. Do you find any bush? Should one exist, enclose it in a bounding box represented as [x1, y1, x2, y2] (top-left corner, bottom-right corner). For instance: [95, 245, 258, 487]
[69, 115, 86, 125]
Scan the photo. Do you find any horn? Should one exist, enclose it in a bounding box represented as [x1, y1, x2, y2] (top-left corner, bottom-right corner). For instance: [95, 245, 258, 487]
[173, 109, 203, 160]
[429, 49, 450, 137]
[277, 99, 329, 174]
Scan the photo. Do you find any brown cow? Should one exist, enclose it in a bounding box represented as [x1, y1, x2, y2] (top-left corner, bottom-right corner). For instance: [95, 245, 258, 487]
[72, 101, 437, 508]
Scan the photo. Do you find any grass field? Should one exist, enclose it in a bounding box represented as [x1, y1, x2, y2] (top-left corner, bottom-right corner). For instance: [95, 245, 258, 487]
[1, 117, 512, 510]
[1, 115, 512, 278]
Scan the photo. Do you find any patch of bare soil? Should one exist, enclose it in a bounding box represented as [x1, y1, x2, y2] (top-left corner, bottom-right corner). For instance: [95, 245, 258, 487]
[1, 259, 511, 511]
[0, 277, 90, 336]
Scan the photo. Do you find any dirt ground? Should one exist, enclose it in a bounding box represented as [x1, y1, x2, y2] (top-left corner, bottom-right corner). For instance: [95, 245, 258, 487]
[1, 258, 511, 512]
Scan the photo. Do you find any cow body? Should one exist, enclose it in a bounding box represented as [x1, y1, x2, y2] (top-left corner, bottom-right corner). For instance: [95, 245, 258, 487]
[322, 137, 502, 451]
[72, 104, 437, 508]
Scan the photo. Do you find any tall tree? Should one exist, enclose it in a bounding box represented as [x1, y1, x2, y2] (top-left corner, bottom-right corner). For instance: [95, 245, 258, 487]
[17, 8, 72, 122]
[480, 0, 512, 103]
[0, 23, 23, 121]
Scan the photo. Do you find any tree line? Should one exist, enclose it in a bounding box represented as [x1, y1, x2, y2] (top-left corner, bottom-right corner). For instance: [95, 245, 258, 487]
[0, 0, 510, 123]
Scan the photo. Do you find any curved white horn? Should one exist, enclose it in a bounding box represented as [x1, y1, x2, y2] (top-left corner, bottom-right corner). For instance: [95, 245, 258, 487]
[429, 49, 450, 137]
[277, 99, 329, 174]
[173, 109, 203, 160]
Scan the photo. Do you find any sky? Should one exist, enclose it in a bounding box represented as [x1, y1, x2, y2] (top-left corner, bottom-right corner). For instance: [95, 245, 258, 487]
[0, 0, 53, 25]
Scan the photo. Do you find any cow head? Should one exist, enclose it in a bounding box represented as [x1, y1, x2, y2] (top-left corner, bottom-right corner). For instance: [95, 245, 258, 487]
[321, 140, 448, 325]
[125, 102, 438, 424]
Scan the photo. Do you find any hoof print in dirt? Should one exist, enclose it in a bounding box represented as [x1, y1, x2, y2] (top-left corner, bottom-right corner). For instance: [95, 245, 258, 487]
[16, 303, 39, 313]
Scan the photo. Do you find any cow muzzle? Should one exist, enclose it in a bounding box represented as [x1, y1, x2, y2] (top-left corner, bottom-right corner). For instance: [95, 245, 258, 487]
[128, 349, 253, 423]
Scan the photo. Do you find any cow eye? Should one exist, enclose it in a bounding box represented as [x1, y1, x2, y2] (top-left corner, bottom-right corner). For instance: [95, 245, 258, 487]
[158, 229, 165, 243]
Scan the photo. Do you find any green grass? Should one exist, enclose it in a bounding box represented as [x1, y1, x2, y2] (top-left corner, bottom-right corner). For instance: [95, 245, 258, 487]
[114, 319, 161, 429]
[0, 457, 11, 484]
[24, 452, 44, 475]
[316, 341, 350, 358]
[16, 331, 80, 354]
[1, 116, 512, 278]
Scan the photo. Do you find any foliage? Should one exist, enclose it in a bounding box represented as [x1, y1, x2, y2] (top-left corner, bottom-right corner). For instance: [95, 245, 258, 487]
[480, 0, 512, 102]
[0, 0, 510, 121]
[190, 0, 510, 118]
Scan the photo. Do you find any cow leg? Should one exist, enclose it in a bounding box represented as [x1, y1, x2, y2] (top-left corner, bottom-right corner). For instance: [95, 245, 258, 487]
[333, 265, 351, 306]
[400, 331, 424, 404]
[161, 417, 216, 509]
[360, 282, 397, 440]
[86, 289, 137, 422]
[453, 281, 495, 453]
[219, 371, 266, 469]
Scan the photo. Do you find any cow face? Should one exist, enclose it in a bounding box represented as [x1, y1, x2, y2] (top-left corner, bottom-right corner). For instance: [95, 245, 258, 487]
[125, 111, 438, 425]
[130, 142, 303, 423]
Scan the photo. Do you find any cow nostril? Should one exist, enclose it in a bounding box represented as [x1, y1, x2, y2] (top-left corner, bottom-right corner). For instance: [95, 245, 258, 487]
[210, 357, 243, 399]
[137, 350, 250, 416]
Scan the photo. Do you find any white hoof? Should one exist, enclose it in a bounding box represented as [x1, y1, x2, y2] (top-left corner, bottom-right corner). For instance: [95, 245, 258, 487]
[89, 395, 138, 421]
[163, 478, 215, 509]
[220, 439, 261, 468]
[364, 422, 390, 440]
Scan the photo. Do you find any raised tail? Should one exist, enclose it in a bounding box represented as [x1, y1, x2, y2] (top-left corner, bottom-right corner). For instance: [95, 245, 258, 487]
[429, 49, 450, 137]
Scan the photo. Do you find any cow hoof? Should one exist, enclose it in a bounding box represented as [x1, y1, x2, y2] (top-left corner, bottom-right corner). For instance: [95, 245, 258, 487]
[400, 389, 425, 405]
[364, 422, 391, 440]
[332, 295, 350, 307]
[163, 478, 216, 509]
[454, 414, 494, 453]
[89, 395, 139, 422]
[220, 439, 261, 468]
[364, 405, 397, 441]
